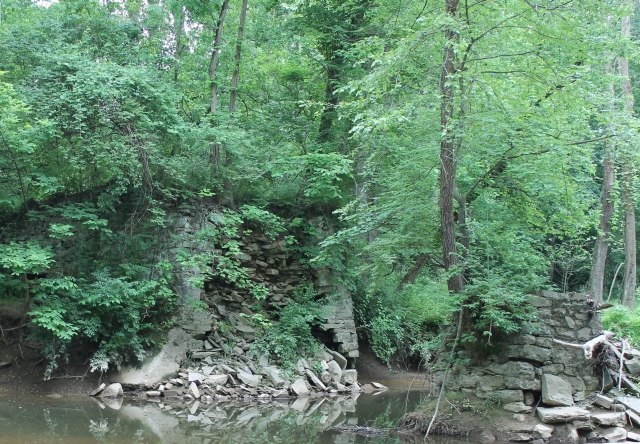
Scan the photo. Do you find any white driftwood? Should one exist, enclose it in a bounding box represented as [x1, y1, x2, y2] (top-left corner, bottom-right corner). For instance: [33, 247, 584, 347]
[552, 331, 615, 359]
[618, 339, 626, 390]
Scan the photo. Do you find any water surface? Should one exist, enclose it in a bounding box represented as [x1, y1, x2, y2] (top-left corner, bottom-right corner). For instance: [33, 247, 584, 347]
[0, 390, 472, 443]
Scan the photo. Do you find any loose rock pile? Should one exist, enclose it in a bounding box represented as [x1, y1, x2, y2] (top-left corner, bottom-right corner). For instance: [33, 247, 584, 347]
[524, 332, 640, 443]
[108, 336, 387, 404]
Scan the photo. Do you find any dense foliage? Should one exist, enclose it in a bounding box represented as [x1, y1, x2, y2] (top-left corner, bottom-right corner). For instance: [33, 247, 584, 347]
[2, 0, 640, 371]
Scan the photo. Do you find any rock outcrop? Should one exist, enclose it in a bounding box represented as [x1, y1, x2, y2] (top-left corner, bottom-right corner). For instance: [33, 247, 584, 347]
[117, 208, 359, 387]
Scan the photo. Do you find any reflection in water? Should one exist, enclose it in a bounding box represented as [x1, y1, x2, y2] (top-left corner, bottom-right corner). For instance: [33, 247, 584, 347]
[0, 391, 472, 443]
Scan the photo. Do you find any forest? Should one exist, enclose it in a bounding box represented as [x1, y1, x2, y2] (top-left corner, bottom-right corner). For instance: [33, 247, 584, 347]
[1, 0, 640, 375]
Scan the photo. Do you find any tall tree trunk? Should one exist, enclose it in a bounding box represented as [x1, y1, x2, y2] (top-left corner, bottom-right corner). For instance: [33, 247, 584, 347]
[229, 0, 248, 115]
[209, 0, 230, 115]
[622, 188, 637, 308]
[620, 13, 637, 308]
[208, 0, 230, 169]
[590, 52, 616, 303]
[590, 143, 615, 303]
[439, 0, 463, 293]
[173, 5, 186, 83]
[318, 62, 340, 144]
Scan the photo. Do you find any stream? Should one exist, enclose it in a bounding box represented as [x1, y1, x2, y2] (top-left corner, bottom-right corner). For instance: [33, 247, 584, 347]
[0, 390, 473, 443]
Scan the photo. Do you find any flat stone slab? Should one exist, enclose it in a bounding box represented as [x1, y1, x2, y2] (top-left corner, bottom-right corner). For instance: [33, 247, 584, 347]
[503, 402, 532, 413]
[591, 412, 626, 426]
[619, 396, 640, 415]
[628, 430, 640, 442]
[536, 406, 590, 423]
[598, 426, 627, 442]
[237, 371, 262, 388]
[203, 374, 228, 386]
[627, 410, 640, 427]
[541, 374, 573, 406]
[594, 394, 614, 409]
[306, 369, 327, 391]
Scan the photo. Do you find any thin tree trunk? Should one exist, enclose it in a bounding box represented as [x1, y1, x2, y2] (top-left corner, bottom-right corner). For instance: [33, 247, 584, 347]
[623, 191, 636, 308]
[590, 59, 616, 304]
[590, 144, 615, 303]
[439, 0, 463, 293]
[209, 0, 230, 115]
[173, 5, 186, 83]
[229, 0, 248, 114]
[318, 63, 340, 144]
[620, 13, 637, 308]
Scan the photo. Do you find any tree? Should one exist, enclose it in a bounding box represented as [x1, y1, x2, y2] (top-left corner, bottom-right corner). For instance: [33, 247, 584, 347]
[619, 9, 637, 308]
[229, 0, 248, 115]
[439, 0, 463, 293]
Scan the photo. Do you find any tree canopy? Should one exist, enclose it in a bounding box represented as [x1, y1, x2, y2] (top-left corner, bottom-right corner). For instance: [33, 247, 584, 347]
[2, 0, 640, 370]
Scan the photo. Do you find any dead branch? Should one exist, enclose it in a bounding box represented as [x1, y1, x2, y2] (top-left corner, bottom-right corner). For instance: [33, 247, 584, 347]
[552, 331, 614, 359]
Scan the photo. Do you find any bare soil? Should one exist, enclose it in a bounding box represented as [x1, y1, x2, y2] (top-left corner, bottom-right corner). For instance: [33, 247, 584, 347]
[356, 345, 434, 391]
[0, 340, 101, 398]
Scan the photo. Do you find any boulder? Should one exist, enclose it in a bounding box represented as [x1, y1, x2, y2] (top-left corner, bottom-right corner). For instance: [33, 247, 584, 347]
[594, 394, 614, 409]
[289, 378, 310, 397]
[188, 371, 204, 384]
[237, 371, 262, 388]
[329, 351, 348, 370]
[327, 360, 342, 384]
[598, 427, 627, 442]
[552, 424, 579, 444]
[342, 369, 357, 385]
[626, 358, 640, 376]
[533, 424, 554, 440]
[145, 391, 161, 397]
[541, 374, 573, 406]
[536, 406, 589, 423]
[591, 412, 626, 427]
[264, 367, 286, 387]
[523, 392, 535, 406]
[188, 382, 200, 399]
[115, 327, 199, 386]
[628, 431, 640, 442]
[100, 383, 123, 399]
[204, 375, 228, 386]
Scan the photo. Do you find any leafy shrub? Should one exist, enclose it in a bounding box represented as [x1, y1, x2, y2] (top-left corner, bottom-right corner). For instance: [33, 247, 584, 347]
[603, 305, 640, 346]
[29, 264, 176, 377]
[354, 276, 456, 365]
[464, 274, 530, 344]
[254, 284, 323, 367]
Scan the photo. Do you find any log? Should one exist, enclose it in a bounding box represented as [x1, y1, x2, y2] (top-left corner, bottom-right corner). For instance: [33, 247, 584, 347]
[552, 331, 615, 359]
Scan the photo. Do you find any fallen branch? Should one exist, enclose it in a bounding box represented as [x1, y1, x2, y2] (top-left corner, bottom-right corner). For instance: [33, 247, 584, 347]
[552, 331, 615, 359]
[618, 339, 627, 390]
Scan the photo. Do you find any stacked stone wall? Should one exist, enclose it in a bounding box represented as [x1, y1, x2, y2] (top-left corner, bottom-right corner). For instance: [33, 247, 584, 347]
[451, 291, 601, 411]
